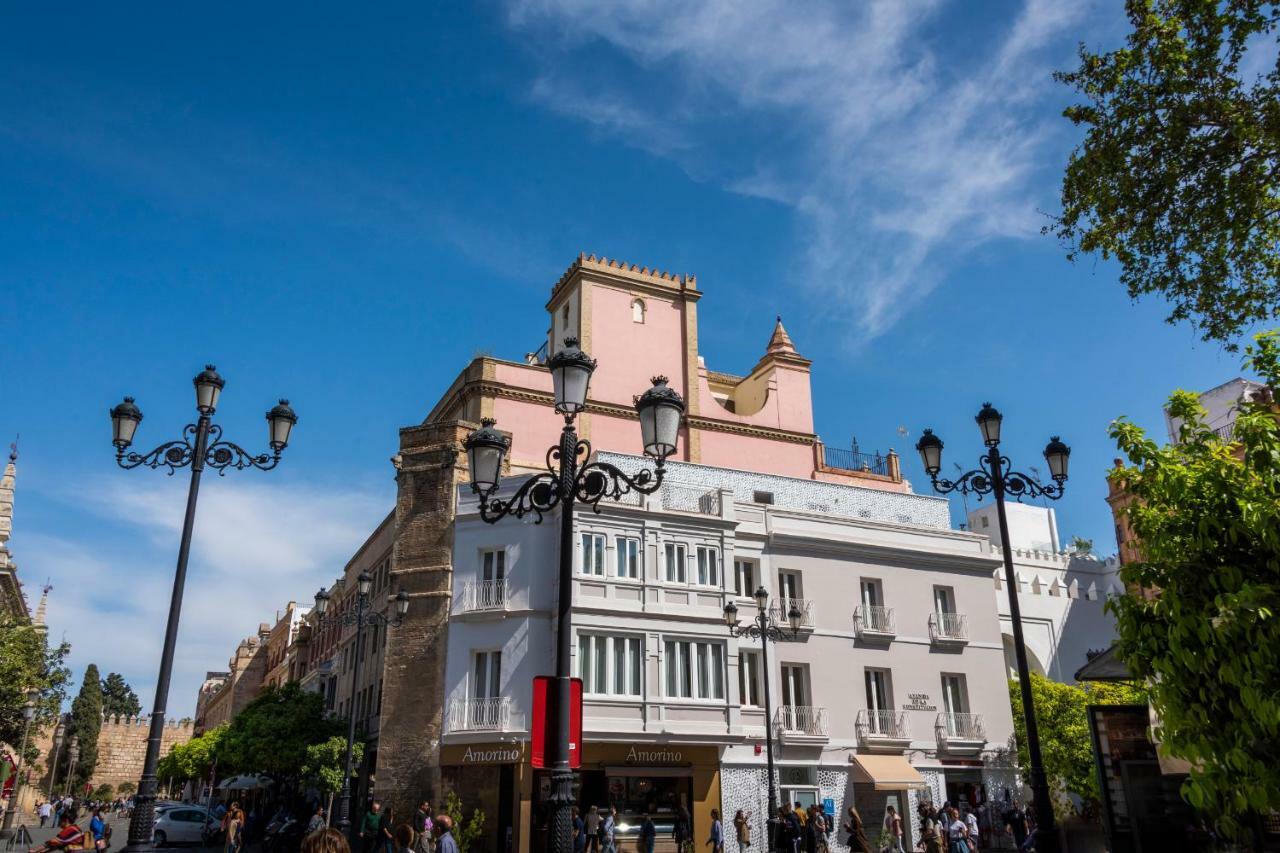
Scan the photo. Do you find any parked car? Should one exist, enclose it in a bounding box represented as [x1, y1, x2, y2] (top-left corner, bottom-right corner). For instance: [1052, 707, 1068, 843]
[152, 806, 216, 847]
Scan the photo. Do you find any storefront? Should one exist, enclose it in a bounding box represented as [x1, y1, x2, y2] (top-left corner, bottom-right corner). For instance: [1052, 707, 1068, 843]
[441, 742, 530, 853]
[530, 743, 721, 853]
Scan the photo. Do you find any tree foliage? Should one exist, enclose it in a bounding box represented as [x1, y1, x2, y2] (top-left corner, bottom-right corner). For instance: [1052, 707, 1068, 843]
[117, 781, 136, 796]
[1109, 330, 1280, 838]
[92, 784, 115, 801]
[100, 673, 141, 719]
[1008, 674, 1146, 817]
[1051, 0, 1280, 347]
[443, 790, 486, 853]
[0, 618, 71, 762]
[69, 663, 103, 790]
[157, 725, 227, 784]
[301, 735, 363, 797]
[219, 683, 342, 781]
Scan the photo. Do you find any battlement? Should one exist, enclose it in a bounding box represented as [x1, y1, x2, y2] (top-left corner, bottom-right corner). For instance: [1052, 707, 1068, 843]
[99, 713, 194, 731]
[550, 252, 698, 305]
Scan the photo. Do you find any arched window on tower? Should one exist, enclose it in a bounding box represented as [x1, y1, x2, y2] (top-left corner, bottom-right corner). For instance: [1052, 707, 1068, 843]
[632, 298, 646, 324]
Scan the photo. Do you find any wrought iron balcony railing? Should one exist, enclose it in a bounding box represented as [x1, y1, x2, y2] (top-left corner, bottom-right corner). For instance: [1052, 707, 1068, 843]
[770, 598, 816, 630]
[459, 579, 510, 613]
[447, 696, 513, 732]
[774, 705, 829, 737]
[856, 709, 910, 740]
[936, 712, 985, 741]
[854, 605, 896, 637]
[928, 611, 968, 643]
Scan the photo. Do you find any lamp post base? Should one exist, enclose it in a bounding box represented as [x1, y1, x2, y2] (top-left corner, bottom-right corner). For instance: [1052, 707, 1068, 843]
[546, 769, 574, 853]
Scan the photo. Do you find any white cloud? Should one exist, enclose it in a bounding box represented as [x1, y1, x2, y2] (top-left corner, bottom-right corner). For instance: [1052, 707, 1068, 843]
[25, 477, 388, 717]
[505, 0, 1094, 339]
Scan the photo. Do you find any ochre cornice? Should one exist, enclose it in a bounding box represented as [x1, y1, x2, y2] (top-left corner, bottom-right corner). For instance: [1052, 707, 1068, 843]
[547, 253, 703, 311]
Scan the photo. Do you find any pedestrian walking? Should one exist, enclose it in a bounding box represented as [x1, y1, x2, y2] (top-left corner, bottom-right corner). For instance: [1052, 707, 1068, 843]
[706, 809, 723, 853]
[89, 808, 108, 852]
[434, 815, 458, 853]
[601, 807, 617, 853]
[572, 807, 585, 853]
[733, 810, 750, 853]
[917, 804, 943, 853]
[223, 804, 244, 853]
[639, 815, 656, 853]
[38, 801, 52, 828]
[306, 805, 327, 835]
[673, 807, 692, 853]
[946, 808, 970, 853]
[584, 805, 601, 853]
[414, 801, 434, 853]
[360, 801, 384, 853]
[841, 807, 870, 853]
[963, 810, 979, 853]
[883, 806, 904, 853]
[380, 805, 398, 853]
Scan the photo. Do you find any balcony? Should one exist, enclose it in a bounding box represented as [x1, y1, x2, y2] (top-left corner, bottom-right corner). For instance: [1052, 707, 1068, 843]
[854, 605, 896, 640]
[935, 712, 986, 753]
[458, 579, 509, 614]
[855, 709, 912, 752]
[928, 612, 968, 646]
[447, 697, 513, 733]
[770, 598, 816, 631]
[774, 705, 829, 744]
[662, 484, 721, 515]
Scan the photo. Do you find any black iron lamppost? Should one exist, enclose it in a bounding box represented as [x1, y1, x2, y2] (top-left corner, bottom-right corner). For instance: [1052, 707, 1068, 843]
[722, 590, 802, 848]
[915, 403, 1070, 853]
[1, 692, 39, 831]
[46, 717, 67, 802]
[312, 578, 410, 837]
[109, 365, 297, 853]
[464, 337, 685, 853]
[64, 737, 79, 798]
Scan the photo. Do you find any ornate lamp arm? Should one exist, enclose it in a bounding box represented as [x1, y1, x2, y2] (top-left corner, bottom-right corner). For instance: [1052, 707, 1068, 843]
[478, 472, 563, 524]
[728, 620, 799, 643]
[314, 609, 404, 631]
[931, 453, 1065, 502]
[204, 425, 283, 474]
[115, 425, 198, 474]
[574, 460, 665, 512]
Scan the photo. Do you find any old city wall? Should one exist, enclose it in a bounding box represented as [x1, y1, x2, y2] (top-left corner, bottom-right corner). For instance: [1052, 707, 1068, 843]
[91, 716, 194, 790]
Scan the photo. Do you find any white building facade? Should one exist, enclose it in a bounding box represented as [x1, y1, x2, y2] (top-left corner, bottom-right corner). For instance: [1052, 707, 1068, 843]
[440, 454, 1020, 852]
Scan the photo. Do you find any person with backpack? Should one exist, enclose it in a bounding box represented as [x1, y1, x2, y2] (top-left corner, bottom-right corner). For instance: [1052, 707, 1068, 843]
[89, 808, 109, 852]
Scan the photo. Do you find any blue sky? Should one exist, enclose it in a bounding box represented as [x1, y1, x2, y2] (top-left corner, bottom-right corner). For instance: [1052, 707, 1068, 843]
[3, 1, 1254, 715]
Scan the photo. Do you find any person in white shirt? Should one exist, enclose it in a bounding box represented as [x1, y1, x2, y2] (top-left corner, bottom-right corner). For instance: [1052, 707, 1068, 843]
[963, 810, 980, 852]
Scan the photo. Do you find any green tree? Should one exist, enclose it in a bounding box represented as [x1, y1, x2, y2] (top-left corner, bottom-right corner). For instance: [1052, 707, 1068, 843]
[1008, 674, 1146, 817]
[1109, 330, 1280, 838]
[443, 790, 486, 853]
[219, 683, 342, 781]
[92, 783, 115, 801]
[69, 663, 104, 790]
[0, 618, 71, 762]
[302, 736, 364, 821]
[1050, 0, 1280, 348]
[117, 781, 136, 796]
[99, 672, 141, 718]
[157, 725, 227, 785]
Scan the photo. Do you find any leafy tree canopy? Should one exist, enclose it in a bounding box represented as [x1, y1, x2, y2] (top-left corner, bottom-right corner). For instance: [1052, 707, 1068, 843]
[1109, 330, 1280, 838]
[100, 673, 141, 719]
[1051, 0, 1280, 347]
[301, 735, 364, 797]
[1009, 674, 1146, 818]
[157, 725, 227, 784]
[219, 683, 342, 781]
[0, 618, 71, 762]
[117, 781, 136, 796]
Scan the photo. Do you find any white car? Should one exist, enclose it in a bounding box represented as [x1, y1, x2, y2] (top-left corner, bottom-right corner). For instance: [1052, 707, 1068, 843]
[152, 806, 215, 846]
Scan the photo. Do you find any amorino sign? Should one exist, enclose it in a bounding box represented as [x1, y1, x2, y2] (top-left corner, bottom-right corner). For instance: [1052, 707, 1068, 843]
[461, 744, 523, 764]
[625, 745, 684, 764]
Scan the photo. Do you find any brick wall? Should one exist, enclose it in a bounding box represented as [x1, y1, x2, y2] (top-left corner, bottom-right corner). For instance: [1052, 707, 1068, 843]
[91, 716, 195, 790]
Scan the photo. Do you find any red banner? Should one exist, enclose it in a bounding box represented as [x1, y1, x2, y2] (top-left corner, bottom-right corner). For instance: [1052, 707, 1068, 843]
[530, 676, 582, 770]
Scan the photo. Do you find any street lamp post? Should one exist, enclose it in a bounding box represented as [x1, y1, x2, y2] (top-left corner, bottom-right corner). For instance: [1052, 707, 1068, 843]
[46, 717, 66, 802]
[2, 693, 39, 831]
[915, 403, 1070, 853]
[64, 738, 79, 798]
[464, 337, 685, 853]
[722, 590, 802, 849]
[312, 579, 410, 837]
[109, 365, 297, 853]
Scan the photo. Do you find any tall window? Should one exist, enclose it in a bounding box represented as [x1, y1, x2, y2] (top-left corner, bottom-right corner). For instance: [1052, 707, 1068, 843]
[695, 546, 720, 586]
[581, 533, 606, 576]
[473, 650, 501, 699]
[865, 668, 892, 713]
[616, 537, 640, 579]
[665, 543, 687, 583]
[579, 635, 642, 696]
[664, 639, 725, 700]
[482, 549, 506, 583]
[631, 298, 646, 323]
[934, 586, 956, 614]
[739, 650, 762, 707]
[734, 559, 756, 597]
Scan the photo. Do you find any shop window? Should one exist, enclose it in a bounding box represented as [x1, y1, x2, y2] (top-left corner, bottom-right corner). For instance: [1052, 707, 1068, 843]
[695, 546, 720, 586]
[581, 533, 606, 576]
[739, 649, 762, 707]
[664, 543, 687, 583]
[616, 537, 641, 579]
[664, 639, 725, 700]
[579, 634, 642, 696]
[733, 559, 756, 597]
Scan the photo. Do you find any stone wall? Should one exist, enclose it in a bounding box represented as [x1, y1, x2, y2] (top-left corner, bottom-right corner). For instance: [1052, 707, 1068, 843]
[91, 716, 195, 790]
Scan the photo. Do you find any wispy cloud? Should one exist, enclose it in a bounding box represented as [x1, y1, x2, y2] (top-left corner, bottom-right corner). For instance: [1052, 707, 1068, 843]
[25, 477, 388, 716]
[505, 0, 1093, 339]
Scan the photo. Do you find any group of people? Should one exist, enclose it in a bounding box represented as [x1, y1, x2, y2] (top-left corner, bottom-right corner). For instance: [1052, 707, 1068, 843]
[25, 805, 112, 853]
[346, 798, 459, 853]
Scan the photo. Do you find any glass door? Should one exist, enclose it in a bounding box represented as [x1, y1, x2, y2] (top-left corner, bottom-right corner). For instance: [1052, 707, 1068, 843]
[941, 674, 967, 737]
[865, 669, 891, 733]
[861, 580, 880, 608]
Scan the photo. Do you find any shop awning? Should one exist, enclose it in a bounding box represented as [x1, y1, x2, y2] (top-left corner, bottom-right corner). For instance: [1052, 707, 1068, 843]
[849, 755, 927, 791]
